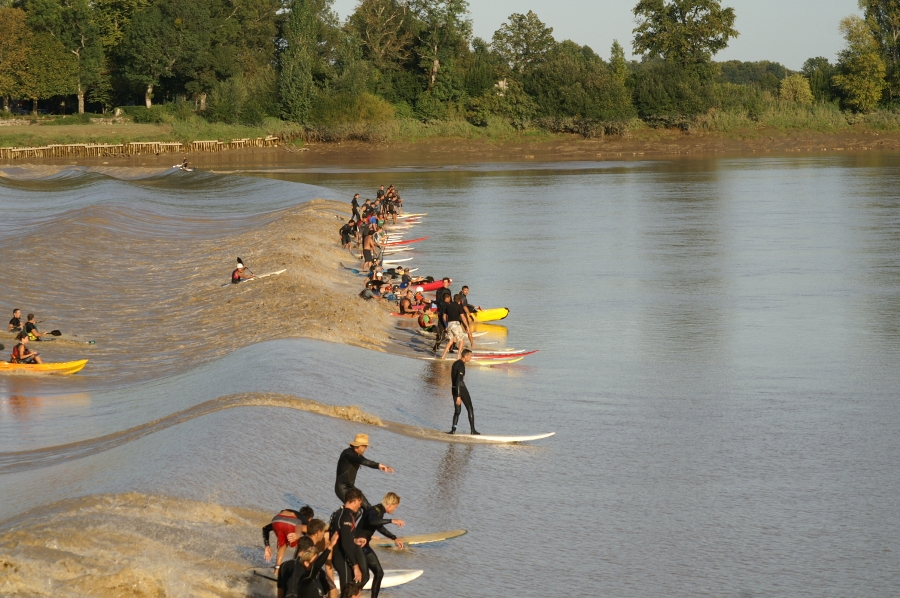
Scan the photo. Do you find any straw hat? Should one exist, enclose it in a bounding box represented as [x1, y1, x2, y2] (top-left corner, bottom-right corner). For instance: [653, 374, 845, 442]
[349, 433, 370, 447]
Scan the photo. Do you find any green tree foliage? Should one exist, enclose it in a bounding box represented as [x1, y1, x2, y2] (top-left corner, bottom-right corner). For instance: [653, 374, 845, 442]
[718, 60, 787, 92]
[120, 0, 208, 108]
[93, 0, 150, 50]
[524, 40, 635, 121]
[279, 0, 318, 122]
[347, 0, 413, 72]
[631, 58, 718, 119]
[858, 0, 900, 100]
[610, 40, 627, 87]
[408, 0, 471, 91]
[491, 10, 555, 74]
[801, 57, 836, 102]
[779, 73, 813, 105]
[26, 0, 104, 113]
[21, 31, 77, 113]
[0, 8, 30, 110]
[834, 15, 887, 112]
[467, 77, 535, 129]
[633, 0, 738, 66]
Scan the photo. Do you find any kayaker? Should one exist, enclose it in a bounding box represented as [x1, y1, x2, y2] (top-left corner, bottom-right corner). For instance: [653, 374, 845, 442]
[449, 349, 478, 435]
[10, 332, 42, 364]
[334, 434, 394, 508]
[457, 285, 481, 314]
[330, 488, 367, 590]
[263, 508, 310, 568]
[440, 294, 474, 361]
[24, 314, 45, 341]
[232, 261, 254, 284]
[181, 156, 189, 169]
[355, 492, 405, 598]
[8, 308, 22, 332]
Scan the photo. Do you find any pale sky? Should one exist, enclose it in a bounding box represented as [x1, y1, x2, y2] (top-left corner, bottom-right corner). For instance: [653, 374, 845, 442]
[330, 0, 862, 70]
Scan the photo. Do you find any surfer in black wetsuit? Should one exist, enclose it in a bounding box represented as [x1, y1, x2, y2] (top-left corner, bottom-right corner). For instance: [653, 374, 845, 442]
[330, 488, 367, 591]
[449, 349, 478, 435]
[276, 533, 339, 598]
[355, 492, 405, 598]
[335, 433, 395, 508]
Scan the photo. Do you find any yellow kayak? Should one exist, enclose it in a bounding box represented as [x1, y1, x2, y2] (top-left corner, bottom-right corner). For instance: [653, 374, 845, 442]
[0, 359, 88, 375]
[471, 307, 509, 323]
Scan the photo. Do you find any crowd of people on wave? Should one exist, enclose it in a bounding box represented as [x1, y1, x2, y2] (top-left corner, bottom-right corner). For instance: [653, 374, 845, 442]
[261, 433, 406, 598]
[339, 185, 480, 436]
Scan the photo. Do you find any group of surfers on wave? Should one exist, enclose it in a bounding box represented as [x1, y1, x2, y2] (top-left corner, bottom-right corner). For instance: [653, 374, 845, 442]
[260, 433, 407, 598]
[7, 308, 48, 364]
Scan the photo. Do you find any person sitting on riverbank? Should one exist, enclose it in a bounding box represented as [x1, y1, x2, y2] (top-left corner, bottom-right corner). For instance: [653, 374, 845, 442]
[10, 332, 41, 364]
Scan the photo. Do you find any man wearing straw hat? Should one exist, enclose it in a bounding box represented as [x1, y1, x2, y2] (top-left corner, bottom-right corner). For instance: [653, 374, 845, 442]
[335, 433, 394, 509]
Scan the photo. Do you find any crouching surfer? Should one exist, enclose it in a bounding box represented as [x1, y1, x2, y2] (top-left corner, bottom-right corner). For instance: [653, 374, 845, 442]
[276, 531, 340, 598]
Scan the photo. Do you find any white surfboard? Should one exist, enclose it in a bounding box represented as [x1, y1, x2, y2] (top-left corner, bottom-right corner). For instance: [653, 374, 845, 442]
[221, 269, 287, 287]
[452, 432, 555, 443]
[336, 569, 423, 590]
[254, 568, 423, 589]
[382, 257, 413, 264]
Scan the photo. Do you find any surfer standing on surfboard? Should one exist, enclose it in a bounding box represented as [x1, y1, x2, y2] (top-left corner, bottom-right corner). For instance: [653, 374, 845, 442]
[449, 349, 478, 435]
[355, 492, 405, 598]
[334, 433, 394, 508]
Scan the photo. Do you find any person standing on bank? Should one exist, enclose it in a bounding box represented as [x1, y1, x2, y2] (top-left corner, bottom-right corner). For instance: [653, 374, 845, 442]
[449, 349, 478, 435]
[334, 434, 395, 508]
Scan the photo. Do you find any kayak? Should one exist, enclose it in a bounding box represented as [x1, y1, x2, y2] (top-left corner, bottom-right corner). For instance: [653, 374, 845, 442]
[0, 359, 88, 375]
[471, 307, 509, 323]
[385, 236, 428, 246]
[414, 280, 449, 292]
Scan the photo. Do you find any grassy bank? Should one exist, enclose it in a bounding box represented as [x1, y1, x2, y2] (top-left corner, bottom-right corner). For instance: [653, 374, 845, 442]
[2, 104, 900, 151]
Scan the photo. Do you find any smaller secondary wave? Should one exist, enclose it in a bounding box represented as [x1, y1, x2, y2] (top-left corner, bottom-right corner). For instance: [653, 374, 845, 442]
[0, 393, 382, 475]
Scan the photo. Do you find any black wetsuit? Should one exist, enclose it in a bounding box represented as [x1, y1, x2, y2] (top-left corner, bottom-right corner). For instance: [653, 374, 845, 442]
[340, 223, 354, 245]
[355, 504, 397, 598]
[335, 447, 379, 506]
[261, 510, 307, 551]
[451, 359, 476, 433]
[351, 197, 361, 220]
[277, 548, 330, 598]
[432, 296, 451, 351]
[9, 317, 20, 331]
[330, 506, 366, 592]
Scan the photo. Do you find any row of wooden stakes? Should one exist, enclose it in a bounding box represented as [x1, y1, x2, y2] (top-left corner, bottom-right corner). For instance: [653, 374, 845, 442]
[0, 136, 281, 159]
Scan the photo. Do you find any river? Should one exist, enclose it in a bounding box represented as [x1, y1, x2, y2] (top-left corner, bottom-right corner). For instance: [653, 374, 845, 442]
[1, 152, 899, 597]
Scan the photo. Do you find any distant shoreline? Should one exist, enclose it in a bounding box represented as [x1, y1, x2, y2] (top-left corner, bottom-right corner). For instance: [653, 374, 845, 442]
[3, 127, 899, 172]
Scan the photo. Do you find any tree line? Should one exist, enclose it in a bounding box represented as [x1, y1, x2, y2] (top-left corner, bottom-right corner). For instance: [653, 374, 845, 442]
[0, 0, 897, 131]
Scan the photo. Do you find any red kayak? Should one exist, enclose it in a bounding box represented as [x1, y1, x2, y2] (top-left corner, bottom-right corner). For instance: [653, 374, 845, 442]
[413, 280, 449, 292]
[385, 236, 429, 246]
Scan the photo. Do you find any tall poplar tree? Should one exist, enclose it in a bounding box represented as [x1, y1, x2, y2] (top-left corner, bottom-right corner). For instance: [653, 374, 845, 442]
[0, 8, 30, 112]
[279, 0, 318, 122]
